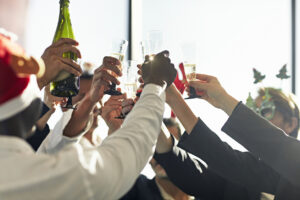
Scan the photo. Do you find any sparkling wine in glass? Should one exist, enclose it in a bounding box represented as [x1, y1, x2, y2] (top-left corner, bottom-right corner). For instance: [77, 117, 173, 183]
[180, 41, 200, 99]
[183, 63, 199, 99]
[104, 39, 128, 96]
[116, 60, 138, 119]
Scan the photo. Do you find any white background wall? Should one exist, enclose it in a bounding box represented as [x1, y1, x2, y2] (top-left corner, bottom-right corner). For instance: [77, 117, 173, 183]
[141, 0, 292, 152]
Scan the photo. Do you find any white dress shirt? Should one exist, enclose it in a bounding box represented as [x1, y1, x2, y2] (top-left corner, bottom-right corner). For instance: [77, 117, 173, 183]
[0, 84, 165, 200]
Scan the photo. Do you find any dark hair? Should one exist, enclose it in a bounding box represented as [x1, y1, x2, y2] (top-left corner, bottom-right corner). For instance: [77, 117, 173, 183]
[80, 62, 94, 80]
[0, 98, 42, 139]
[163, 118, 182, 138]
[258, 87, 300, 138]
[80, 72, 93, 80]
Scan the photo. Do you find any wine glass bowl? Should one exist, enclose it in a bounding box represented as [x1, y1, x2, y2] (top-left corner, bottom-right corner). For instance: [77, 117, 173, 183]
[115, 60, 138, 119]
[140, 30, 164, 61]
[180, 41, 200, 99]
[183, 63, 198, 99]
[122, 60, 138, 98]
[146, 30, 163, 54]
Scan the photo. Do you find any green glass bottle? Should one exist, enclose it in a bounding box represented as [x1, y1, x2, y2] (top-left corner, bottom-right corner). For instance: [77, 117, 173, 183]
[50, 0, 79, 98]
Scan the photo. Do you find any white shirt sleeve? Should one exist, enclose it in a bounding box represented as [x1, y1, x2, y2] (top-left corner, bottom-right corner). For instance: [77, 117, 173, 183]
[8, 84, 165, 200]
[90, 83, 165, 198]
[37, 109, 93, 154]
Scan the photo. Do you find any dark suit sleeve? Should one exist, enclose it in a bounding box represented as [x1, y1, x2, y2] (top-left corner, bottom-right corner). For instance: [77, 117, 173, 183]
[26, 103, 50, 151]
[27, 124, 50, 151]
[154, 146, 226, 200]
[178, 118, 279, 194]
[222, 102, 300, 187]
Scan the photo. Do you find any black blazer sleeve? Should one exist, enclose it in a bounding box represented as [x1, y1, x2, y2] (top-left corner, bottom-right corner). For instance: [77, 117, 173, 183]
[178, 118, 279, 194]
[26, 102, 50, 151]
[222, 102, 300, 187]
[154, 146, 226, 200]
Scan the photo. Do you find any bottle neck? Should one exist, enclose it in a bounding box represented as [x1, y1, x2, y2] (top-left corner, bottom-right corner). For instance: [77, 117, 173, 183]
[58, 0, 71, 23]
[59, 0, 70, 17]
[60, 0, 70, 7]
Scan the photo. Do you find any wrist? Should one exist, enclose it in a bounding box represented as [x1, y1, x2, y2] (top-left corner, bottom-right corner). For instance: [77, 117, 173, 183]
[37, 77, 46, 90]
[145, 80, 165, 87]
[107, 125, 119, 135]
[219, 93, 239, 116]
[155, 129, 174, 154]
[87, 91, 99, 104]
[165, 84, 179, 104]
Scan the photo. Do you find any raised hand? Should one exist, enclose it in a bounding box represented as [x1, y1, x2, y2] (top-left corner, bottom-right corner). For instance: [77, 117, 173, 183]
[188, 74, 239, 115]
[43, 84, 66, 108]
[141, 50, 177, 87]
[101, 94, 134, 135]
[89, 56, 122, 103]
[39, 38, 82, 89]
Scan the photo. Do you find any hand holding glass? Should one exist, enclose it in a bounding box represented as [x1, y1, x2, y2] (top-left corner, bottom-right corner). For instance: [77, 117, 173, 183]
[184, 63, 199, 99]
[104, 39, 128, 95]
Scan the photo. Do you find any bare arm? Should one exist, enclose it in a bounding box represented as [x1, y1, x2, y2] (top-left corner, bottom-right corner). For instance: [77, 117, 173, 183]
[63, 93, 96, 137]
[165, 84, 198, 134]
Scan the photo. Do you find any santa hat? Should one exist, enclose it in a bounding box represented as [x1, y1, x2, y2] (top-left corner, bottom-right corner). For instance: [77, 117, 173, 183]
[0, 32, 43, 121]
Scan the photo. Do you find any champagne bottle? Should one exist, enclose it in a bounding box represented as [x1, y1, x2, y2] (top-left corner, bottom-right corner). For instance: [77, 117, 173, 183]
[50, 0, 79, 98]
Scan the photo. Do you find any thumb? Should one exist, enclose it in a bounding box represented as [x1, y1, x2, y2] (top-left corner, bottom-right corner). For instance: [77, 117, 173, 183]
[98, 85, 105, 99]
[195, 73, 215, 82]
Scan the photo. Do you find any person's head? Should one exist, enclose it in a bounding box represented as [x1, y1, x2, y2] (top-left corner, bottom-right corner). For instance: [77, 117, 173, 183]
[0, 33, 44, 139]
[150, 118, 182, 179]
[256, 87, 299, 138]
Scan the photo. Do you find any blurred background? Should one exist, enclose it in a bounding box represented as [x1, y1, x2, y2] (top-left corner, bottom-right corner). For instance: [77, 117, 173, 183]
[1, 0, 299, 177]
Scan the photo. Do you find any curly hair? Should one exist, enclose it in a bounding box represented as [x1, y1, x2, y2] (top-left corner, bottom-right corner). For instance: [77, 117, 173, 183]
[258, 87, 300, 138]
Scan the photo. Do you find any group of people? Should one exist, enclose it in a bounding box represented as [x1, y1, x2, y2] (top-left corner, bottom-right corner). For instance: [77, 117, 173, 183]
[1, 27, 300, 200]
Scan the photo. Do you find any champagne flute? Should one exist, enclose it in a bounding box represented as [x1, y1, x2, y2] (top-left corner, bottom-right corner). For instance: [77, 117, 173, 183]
[104, 39, 128, 96]
[183, 63, 199, 99]
[144, 30, 164, 60]
[135, 31, 163, 97]
[147, 30, 163, 53]
[180, 41, 200, 99]
[116, 60, 138, 119]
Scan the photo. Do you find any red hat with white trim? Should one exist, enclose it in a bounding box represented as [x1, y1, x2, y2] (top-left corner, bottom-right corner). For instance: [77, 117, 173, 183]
[0, 32, 45, 121]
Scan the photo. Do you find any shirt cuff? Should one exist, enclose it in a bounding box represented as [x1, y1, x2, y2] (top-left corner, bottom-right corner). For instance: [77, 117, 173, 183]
[141, 83, 166, 101]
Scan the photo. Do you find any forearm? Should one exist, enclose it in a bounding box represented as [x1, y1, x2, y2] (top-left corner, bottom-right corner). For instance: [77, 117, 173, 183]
[155, 123, 173, 154]
[166, 85, 197, 134]
[219, 92, 239, 116]
[179, 119, 279, 191]
[107, 123, 122, 136]
[154, 146, 225, 199]
[63, 94, 96, 137]
[36, 77, 46, 90]
[36, 110, 54, 131]
[94, 84, 165, 198]
[222, 103, 300, 187]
